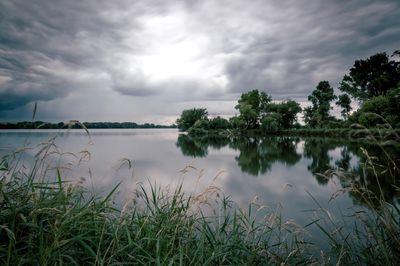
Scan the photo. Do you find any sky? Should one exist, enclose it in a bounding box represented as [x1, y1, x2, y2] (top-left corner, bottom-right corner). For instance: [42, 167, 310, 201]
[0, 0, 399, 124]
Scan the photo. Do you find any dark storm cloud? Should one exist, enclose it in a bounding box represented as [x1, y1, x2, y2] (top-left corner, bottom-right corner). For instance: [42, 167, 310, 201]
[205, 0, 400, 98]
[0, 0, 168, 111]
[0, 0, 399, 120]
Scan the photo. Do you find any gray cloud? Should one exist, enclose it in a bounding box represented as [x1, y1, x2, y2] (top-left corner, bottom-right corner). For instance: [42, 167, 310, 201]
[0, 0, 399, 121]
[203, 0, 400, 97]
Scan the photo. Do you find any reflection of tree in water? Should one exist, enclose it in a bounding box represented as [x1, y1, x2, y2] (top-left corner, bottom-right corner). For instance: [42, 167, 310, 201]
[176, 134, 230, 158]
[335, 146, 352, 171]
[229, 138, 269, 176]
[176, 134, 208, 157]
[336, 142, 400, 207]
[230, 137, 301, 176]
[176, 134, 399, 208]
[303, 139, 338, 185]
[262, 137, 302, 167]
[203, 136, 230, 150]
[304, 138, 399, 206]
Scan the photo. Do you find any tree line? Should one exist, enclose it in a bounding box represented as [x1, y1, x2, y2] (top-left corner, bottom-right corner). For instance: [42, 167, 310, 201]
[0, 121, 176, 129]
[176, 50, 400, 134]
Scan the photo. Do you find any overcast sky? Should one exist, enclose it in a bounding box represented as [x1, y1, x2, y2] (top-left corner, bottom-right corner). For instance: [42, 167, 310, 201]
[0, 0, 399, 124]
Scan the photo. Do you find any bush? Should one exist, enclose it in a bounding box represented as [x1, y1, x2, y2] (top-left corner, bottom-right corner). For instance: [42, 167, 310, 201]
[260, 113, 282, 133]
[209, 116, 230, 130]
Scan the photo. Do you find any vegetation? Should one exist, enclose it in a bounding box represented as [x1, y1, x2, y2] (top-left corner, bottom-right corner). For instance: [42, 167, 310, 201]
[1, 49, 399, 265]
[339, 51, 400, 102]
[336, 94, 352, 120]
[176, 108, 208, 131]
[234, 90, 272, 130]
[176, 50, 400, 136]
[0, 139, 317, 265]
[303, 81, 337, 128]
[0, 121, 176, 129]
[1, 128, 399, 265]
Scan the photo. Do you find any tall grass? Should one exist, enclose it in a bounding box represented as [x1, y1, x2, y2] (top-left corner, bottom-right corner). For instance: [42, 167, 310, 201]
[307, 126, 400, 265]
[0, 129, 399, 265]
[0, 138, 316, 265]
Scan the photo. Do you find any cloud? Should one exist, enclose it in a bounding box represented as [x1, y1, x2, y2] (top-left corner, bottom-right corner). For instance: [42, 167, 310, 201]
[189, 0, 400, 98]
[0, 0, 399, 121]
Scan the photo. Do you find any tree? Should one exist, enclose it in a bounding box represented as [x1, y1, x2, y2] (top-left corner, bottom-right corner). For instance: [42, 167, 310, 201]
[303, 106, 316, 127]
[176, 108, 208, 131]
[265, 100, 302, 129]
[260, 113, 282, 132]
[229, 116, 247, 130]
[339, 52, 400, 102]
[336, 94, 352, 120]
[209, 116, 230, 130]
[235, 90, 272, 129]
[352, 86, 400, 127]
[304, 81, 337, 127]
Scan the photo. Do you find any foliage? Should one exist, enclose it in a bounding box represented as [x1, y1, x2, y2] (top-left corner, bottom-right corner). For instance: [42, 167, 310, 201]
[263, 100, 302, 130]
[0, 144, 314, 265]
[350, 86, 400, 128]
[336, 94, 352, 120]
[234, 90, 271, 129]
[2, 127, 400, 264]
[260, 112, 282, 132]
[192, 118, 210, 130]
[339, 52, 400, 102]
[208, 116, 230, 130]
[176, 108, 208, 131]
[304, 81, 337, 128]
[3, 50, 400, 134]
[229, 116, 247, 131]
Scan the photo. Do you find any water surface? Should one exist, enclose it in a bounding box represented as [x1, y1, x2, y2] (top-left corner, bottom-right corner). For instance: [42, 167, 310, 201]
[1, 128, 398, 245]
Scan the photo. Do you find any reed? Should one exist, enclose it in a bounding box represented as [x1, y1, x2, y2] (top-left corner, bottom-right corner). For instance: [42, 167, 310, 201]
[0, 129, 398, 265]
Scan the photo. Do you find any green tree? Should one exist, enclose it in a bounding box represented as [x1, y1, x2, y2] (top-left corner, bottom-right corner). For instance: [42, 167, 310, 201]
[260, 113, 282, 132]
[336, 94, 352, 120]
[235, 90, 271, 129]
[229, 116, 247, 130]
[304, 81, 337, 127]
[176, 108, 208, 131]
[339, 52, 400, 102]
[351, 87, 400, 128]
[303, 106, 316, 128]
[209, 116, 230, 130]
[188, 118, 210, 135]
[265, 100, 302, 129]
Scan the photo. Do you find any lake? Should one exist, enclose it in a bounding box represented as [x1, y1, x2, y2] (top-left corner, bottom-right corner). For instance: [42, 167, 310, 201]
[0, 128, 398, 247]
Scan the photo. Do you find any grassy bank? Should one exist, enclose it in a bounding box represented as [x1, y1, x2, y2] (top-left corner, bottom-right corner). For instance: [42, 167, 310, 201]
[188, 127, 400, 144]
[279, 127, 400, 140]
[1, 138, 399, 265]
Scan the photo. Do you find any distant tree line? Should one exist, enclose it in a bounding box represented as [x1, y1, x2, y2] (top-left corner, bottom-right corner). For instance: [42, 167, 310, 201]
[176, 50, 400, 134]
[0, 121, 177, 129]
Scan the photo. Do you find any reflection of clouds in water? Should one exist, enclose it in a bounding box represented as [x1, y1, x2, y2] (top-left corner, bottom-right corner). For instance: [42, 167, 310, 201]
[4, 128, 395, 253]
[2, 129, 393, 228]
[296, 140, 305, 154]
[219, 159, 349, 217]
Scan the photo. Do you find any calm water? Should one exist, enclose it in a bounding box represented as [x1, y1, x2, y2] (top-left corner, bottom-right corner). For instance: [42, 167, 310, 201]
[1, 128, 398, 243]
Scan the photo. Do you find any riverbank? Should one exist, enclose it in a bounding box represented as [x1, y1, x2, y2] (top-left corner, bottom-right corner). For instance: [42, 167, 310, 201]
[187, 127, 400, 143]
